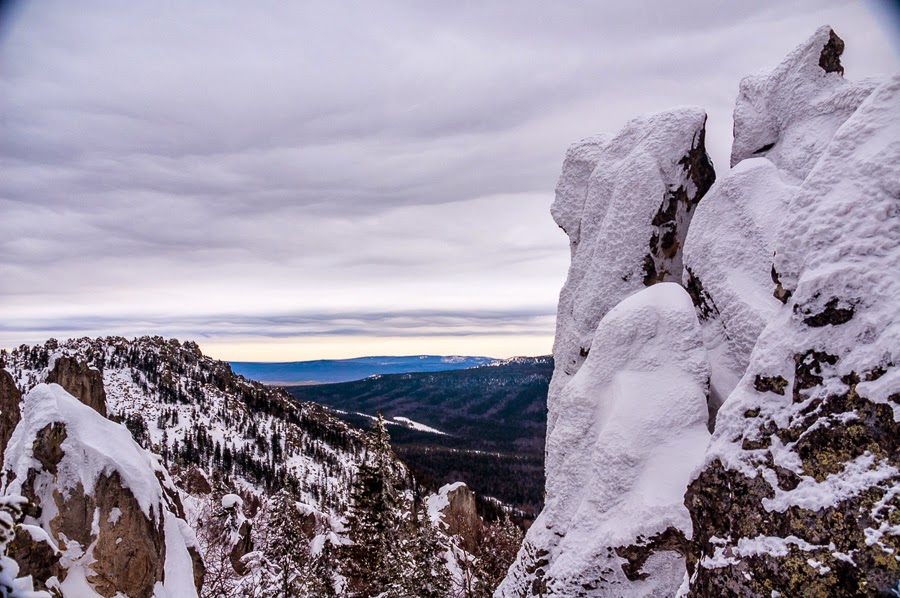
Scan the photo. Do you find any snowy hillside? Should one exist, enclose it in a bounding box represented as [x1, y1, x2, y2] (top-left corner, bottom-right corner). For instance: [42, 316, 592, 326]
[1, 336, 523, 596]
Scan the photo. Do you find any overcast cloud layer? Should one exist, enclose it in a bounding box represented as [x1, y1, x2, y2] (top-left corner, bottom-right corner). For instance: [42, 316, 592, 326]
[1, 0, 898, 360]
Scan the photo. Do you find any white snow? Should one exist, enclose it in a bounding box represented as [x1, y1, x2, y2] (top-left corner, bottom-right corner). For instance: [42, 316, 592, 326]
[763, 452, 899, 513]
[499, 283, 711, 596]
[221, 494, 243, 510]
[730, 25, 880, 180]
[156, 513, 200, 598]
[392, 416, 447, 436]
[682, 158, 794, 414]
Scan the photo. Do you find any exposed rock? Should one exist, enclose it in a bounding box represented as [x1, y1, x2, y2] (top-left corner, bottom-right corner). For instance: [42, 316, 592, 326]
[7, 524, 63, 592]
[221, 493, 253, 576]
[2, 383, 201, 597]
[498, 284, 710, 596]
[182, 466, 213, 496]
[547, 106, 714, 438]
[0, 370, 21, 465]
[47, 355, 107, 416]
[229, 519, 253, 576]
[682, 36, 900, 597]
[428, 482, 483, 553]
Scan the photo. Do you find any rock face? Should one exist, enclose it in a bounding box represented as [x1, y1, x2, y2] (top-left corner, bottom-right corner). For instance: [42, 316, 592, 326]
[2, 383, 201, 597]
[683, 29, 900, 597]
[47, 355, 107, 416]
[548, 107, 715, 437]
[498, 284, 711, 597]
[0, 370, 21, 465]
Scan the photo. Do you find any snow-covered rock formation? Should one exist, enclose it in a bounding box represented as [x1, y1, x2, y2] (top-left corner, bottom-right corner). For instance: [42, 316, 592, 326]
[500, 25, 898, 598]
[684, 28, 900, 596]
[498, 284, 711, 596]
[2, 382, 201, 597]
[682, 159, 794, 416]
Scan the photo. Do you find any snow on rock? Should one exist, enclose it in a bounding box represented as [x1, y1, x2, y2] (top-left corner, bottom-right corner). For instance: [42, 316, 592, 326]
[682, 158, 794, 419]
[730, 26, 880, 181]
[684, 31, 900, 596]
[547, 107, 715, 438]
[498, 283, 711, 596]
[426, 482, 482, 552]
[2, 383, 200, 598]
[221, 494, 243, 510]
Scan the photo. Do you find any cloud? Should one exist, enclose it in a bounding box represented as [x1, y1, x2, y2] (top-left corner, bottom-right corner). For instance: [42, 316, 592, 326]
[1, 0, 897, 358]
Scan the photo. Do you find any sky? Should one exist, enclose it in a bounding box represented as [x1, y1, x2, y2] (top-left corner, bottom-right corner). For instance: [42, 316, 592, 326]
[1, 1, 898, 361]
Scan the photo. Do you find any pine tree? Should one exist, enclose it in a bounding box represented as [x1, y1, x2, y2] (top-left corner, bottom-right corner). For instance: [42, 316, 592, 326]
[264, 489, 308, 597]
[403, 504, 451, 598]
[304, 537, 339, 597]
[341, 413, 405, 597]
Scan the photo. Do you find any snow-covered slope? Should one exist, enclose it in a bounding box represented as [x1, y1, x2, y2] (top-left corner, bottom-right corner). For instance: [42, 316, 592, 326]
[684, 30, 900, 596]
[5, 337, 374, 518]
[498, 284, 710, 596]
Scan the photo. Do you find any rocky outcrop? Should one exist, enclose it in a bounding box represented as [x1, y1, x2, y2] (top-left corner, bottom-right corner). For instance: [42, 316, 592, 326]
[221, 494, 253, 576]
[7, 524, 62, 592]
[683, 27, 884, 426]
[2, 383, 201, 597]
[427, 482, 484, 553]
[498, 284, 710, 596]
[681, 30, 899, 596]
[0, 370, 21, 465]
[547, 106, 714, 438]
[47, 355, 107, 416]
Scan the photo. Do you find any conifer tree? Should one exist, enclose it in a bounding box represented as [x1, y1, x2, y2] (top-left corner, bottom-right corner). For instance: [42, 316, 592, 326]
[264, 489, 308, 597]
[403, 504, 451, 598]
[341, 413, 404, 596]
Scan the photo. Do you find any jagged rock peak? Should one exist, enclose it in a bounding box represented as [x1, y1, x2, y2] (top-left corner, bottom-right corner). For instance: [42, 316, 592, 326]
[730, 26, 880, 179]
[498, 283, 711, 597]
[2, 383, 201, 597]
[548, 107, 714, 436]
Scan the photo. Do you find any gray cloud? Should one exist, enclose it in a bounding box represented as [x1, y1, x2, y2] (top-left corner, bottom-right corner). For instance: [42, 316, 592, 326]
[1, 0, 897, 358]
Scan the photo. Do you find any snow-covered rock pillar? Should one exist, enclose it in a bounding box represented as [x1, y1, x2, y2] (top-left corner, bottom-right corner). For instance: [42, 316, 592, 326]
[498, 107, 716, 596]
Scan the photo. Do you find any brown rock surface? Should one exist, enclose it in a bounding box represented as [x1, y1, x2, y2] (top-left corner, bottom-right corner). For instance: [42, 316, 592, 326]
[0, 369, 21, 464]
[47, 355, 107, 416]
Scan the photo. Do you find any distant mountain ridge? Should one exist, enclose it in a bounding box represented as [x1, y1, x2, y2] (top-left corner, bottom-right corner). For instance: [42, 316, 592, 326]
[230, 355, 496, 385]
